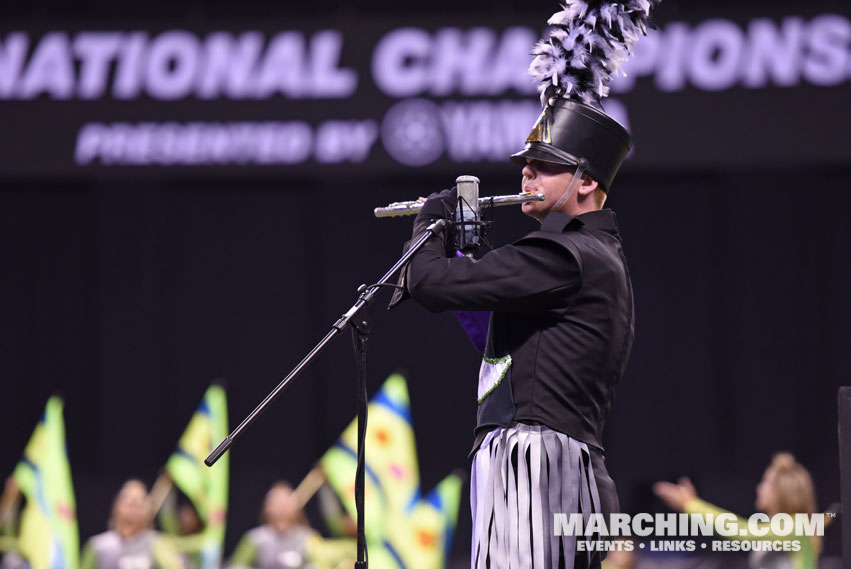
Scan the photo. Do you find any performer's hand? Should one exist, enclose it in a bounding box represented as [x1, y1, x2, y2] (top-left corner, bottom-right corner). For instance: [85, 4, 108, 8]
[413, 187, 458, 257]
[653, 477, 697, 512]
[417, 187, 457, 220]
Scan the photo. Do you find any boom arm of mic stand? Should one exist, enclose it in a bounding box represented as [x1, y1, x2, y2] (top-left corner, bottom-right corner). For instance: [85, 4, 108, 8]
[205, 218, 448, 467]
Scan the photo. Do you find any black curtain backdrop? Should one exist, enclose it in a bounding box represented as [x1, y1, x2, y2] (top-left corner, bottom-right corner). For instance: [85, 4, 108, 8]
[1, 164, 849, 561]
[1, 0, 850, 564]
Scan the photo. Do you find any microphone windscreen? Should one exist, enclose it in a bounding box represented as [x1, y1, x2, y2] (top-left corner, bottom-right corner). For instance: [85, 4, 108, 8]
[455, 175, 481, 253]
[456, 175, 480, 214]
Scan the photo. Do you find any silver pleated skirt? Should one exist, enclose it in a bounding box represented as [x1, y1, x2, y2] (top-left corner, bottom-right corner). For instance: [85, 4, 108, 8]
[471, 424, 602, 569]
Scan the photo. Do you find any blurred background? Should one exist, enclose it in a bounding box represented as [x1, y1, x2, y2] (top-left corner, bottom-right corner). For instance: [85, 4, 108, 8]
[1, 0, 850, 566]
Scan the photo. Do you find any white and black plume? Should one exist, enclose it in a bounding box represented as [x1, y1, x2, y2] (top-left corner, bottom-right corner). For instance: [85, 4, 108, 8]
[530, 0, 661, 107]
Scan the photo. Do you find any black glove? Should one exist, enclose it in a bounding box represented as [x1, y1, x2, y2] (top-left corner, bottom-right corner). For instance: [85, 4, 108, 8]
[388, 188, 457, 311]
[416, 187, 457, 222]
[413, 187, 457, 257]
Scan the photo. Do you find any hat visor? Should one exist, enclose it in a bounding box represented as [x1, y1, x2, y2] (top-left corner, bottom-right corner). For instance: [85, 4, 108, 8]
[509, 142, 580, 167]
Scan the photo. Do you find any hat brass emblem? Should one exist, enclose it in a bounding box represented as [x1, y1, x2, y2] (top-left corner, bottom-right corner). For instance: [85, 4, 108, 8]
[526, 113, 551, 143]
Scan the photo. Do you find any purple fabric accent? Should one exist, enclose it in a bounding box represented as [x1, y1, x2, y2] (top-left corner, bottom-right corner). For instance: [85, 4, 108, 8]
[453, 310, 490, 353]
[452, 251, 491, 353]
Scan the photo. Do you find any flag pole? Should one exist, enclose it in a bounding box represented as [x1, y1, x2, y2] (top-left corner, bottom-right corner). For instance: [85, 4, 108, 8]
[146, 472, 174, 515]
[294, 466, 326, 509]
[0, 477, 21, 528]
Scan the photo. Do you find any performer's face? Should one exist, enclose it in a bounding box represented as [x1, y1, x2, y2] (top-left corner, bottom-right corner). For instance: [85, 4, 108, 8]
[112, 481, 151, 534]
[178, 503, 203, 535]
[263, 485, 300, 532]
[522, 158, 600, 222]
[520, 159, 581, 221]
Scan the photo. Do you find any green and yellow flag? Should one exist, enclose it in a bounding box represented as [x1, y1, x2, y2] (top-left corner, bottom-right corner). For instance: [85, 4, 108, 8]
[317, 374, 461, 569]
[318, 374, 419, 542]
[165, 384, 229, 569]
[392, 473, 462, 569]
[12, 396, 79, 569]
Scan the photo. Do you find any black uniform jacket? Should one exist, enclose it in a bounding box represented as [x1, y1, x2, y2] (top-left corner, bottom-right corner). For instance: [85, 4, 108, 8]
[405, 208, 635, 455]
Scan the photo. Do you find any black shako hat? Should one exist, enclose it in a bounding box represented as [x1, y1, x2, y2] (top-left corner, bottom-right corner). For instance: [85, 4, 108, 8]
[509, 98, 632, 192]
[513, 0, 661, 191]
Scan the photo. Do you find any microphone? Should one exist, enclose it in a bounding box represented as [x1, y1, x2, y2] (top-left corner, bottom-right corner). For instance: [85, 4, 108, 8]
[455, 175, 480, 254]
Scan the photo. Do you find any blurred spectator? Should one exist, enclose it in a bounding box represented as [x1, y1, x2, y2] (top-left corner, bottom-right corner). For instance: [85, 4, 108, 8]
[654, 452, 820, 569]
[176, 504, 203, 537]
[227, 482, 353, 569]
[80, 480, 184, 569]
[167, 500, 205, 569]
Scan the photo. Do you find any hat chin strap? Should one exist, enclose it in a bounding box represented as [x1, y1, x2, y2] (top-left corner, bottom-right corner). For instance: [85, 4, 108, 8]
[547, 161, 588, 216]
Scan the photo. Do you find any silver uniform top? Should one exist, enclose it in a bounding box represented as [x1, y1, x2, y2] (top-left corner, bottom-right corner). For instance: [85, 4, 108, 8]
[249, 526, 313, 569]
[0, 553, 28, 569]
[88, 530, 160, 569]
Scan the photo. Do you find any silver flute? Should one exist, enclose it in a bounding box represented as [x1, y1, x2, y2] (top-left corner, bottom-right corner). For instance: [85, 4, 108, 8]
[374, 193, 546, 218]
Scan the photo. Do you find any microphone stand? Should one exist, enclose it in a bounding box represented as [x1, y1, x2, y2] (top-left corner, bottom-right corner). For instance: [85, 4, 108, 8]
[205, 218, 448, 569]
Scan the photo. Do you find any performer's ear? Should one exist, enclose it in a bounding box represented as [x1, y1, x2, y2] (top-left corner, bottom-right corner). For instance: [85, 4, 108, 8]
[577, 174, 598, 196]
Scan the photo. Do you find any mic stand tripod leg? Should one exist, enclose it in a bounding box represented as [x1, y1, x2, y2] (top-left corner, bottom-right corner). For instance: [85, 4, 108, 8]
[203, 219, 449, 569]
[351, 308, 370, 569]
